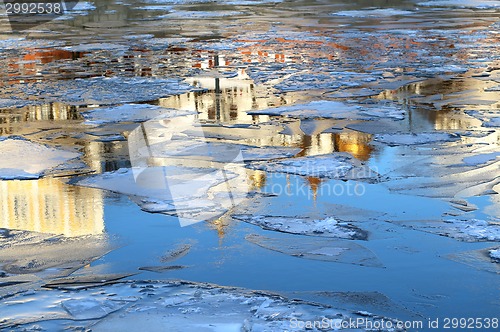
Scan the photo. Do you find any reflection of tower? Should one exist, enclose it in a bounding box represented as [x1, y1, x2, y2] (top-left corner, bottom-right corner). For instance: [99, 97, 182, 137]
[214, 54, 221, 122]
[0, 178, 104, 237]
[305, 176, 322, 201]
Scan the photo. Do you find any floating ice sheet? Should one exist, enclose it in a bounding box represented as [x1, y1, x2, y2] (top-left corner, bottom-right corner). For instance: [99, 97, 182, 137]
[0, 138, 80, 180]
[248, 100, 405, 121]
[81, 104, 194, 125]
[333, 9, 414, 17]
[374, 132, 460, 146]
[5, 77, 193, 106]
[417, 0, 500, 9]
[234, 215, 367, 239]
[462, 152, 500, 166]
[246, 234, 382, 267]
[490, 248, 500, 261]
[396, 218, 500, 242]
[0, 280, 403, 331]
[250, 153, 380, 182]
[75, 166, 247, 226]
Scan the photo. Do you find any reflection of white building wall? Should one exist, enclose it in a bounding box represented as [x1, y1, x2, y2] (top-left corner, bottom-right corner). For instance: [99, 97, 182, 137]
[0, 178, 104, 237]
[159, 70, 287, 124]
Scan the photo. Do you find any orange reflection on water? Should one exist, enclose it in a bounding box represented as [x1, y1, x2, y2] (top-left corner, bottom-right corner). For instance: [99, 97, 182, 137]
[0, 178, 104, 237]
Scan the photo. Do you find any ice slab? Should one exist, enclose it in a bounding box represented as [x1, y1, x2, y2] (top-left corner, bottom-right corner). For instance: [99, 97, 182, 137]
[417, 0, 500, 9]
[462, 152, 500, 166]
[0, 280, 403, 331]
[248, 100, 405, 121]
[246, 234, 382, 267]
[333, 9, 414, 17]
[395, 218, 500, 242]
[249, 153, 381, 182]
[75, 166, 247, 225]
[446, 247, 500, 274]
[374, 132, 460, 146]
[81, 104, 195, 125]
[0, 232, 111, 277]
[490, 248, 500, 261]
[0, 138, 80, 180]
[6, 77, 193, 106]
[234, 214, 367, 239]
[61, 298, 127, 320]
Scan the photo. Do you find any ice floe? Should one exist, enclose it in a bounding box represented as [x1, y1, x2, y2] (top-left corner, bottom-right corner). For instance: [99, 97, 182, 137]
[249, 153, 381, 182]
[6, 77, 194, 106]
[439, 219, 500, 241]
[333, 9, 414, 17]
[0, 280, 403, 331]
[417, 0, 500, 9]
[246, 234, 382, 267]
[391, 218, 500, 242]
[374, 132, 460, 146]
[0, 138, 80, 180]
[248, 100, 405, 121]
[81, 104, 194, 125]
[462, 152, 500, 166]
[490, 248, 500, 261]
[74, 166, 247, 226]
[234, 214, 367, 239]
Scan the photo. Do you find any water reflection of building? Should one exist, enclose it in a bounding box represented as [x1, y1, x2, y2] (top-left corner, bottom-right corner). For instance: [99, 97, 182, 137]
[378, 78, 491, 132]
[3, 49, 83, 85]
[0, 178, 104, 237]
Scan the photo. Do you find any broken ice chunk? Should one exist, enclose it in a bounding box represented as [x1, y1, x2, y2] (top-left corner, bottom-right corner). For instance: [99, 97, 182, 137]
[484, 117, 500, 127]
[233, 214, 367, 239]
[248, 100, 361, 119]
[0, 137, 80, 180]
[374, 132, 460, 146]
[490, 248, 500, 262]
[462, 152, 500, 166]
[81, 104, 195, 125]
[249, 153, 380, 182]
[246, 234, 382, 267]
[332, 9, 413, 17]
[61, 298, 127, 320]
[417, 0, 500, 9]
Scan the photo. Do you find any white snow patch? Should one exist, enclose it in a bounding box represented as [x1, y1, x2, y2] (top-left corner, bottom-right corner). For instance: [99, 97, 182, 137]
[233, 215, 362, 239]
[490, 248, 500, 261]
[444, 219, 500, 241]
[0, 138, 80, 180]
